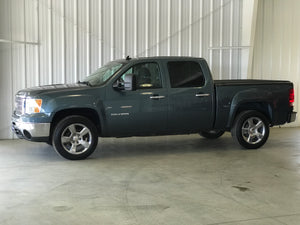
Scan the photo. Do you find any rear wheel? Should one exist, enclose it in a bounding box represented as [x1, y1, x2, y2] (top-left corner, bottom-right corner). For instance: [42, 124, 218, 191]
[231, 110, 269, 149]
[199, 130, 225, 139]
[52, 115, 98, 160]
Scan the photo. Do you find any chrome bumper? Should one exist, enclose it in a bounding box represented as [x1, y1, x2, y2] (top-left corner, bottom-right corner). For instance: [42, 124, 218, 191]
[12, 118, 50, 141]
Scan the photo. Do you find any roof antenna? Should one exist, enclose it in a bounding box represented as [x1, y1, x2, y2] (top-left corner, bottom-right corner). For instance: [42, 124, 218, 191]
[126, 55, 131, 60]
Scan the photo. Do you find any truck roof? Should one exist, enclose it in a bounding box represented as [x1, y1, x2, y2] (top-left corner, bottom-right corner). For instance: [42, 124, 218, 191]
[115, 56, 205, 63]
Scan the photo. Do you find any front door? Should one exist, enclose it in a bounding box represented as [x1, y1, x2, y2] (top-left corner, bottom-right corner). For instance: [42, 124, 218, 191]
[104, 61, 168, 136]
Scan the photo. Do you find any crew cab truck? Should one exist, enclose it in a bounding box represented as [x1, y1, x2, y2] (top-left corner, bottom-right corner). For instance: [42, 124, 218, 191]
[12, 57, 297, 160]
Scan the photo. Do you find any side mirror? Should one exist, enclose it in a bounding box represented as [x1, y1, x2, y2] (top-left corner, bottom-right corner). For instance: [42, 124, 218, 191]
[124, 74, 136, 91]
[113, 79, 125, 90]
[114, 74, 136, 91]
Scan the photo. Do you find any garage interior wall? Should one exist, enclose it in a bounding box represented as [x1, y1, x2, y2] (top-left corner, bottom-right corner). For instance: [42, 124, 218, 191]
[0, 0, 273, 139]
[251, 0, 300, 127]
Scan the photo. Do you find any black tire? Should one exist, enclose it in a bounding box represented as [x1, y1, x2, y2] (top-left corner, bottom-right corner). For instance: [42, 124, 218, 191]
[199, 130, 225, 139]
[52, 115, 98, 160]
[231, 110, 269, 149]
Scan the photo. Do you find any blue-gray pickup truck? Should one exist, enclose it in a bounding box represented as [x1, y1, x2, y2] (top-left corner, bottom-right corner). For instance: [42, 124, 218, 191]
[12, 57, 296, 160]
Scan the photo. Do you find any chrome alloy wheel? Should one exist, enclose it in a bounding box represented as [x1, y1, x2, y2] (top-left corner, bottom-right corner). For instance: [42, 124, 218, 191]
[61, 123, 92, 155]
[241, 117, 266, 145]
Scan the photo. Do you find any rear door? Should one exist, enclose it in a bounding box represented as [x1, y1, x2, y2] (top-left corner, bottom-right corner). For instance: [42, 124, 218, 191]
[166, 60, 214, 133]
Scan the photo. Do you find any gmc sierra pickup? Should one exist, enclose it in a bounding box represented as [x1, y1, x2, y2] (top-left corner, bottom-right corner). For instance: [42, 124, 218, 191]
[12, 57, 296, 160]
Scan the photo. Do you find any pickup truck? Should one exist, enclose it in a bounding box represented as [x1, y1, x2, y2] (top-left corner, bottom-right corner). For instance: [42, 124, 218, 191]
[12, 57, 297, 160]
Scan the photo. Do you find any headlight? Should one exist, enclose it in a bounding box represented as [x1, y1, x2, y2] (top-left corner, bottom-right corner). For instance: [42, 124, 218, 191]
[25, 98, 43, 114]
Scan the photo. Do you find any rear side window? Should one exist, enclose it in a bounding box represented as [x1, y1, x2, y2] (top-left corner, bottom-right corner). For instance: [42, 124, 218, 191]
[167, 61, 205, 88]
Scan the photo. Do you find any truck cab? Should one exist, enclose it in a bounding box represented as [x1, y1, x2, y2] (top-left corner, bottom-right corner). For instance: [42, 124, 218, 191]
[103, 57, 214, 136]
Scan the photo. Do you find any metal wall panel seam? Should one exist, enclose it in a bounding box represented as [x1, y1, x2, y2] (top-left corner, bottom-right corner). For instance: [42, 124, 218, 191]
[85, 0, 91, 75]
[110, 0, 114, 60]
[278, 0, 283, 79]
[87, 0, 90, 74]
[74, 0, 78, 81]
[188, 0, 192, 56]
[285, 3, 292, 81]
[257, 0, 263, 79]
[219, 0, 223, 79]
[134, 0, 137, 57]
[24, 0, 27, 87]
[167, 0, 171, 56]
[156, 0, 160, 56]
[178, 0, 182, 56]
[122, 0, 126, 57]
[36, 0, 40, 86]
[270, 0, 274, 78]
[62, 0, 66, 83]
[199, 0, 203, 57]
[229, 0, 233, 79]
[252, 0, 263, 79]
[48, 0, 53, 84]
[238, 0, 242, 78]
[99, 0, 102, 66]
[209, 0, 213, 68]
[10, 0, 14, 139]
[145, 0, 149, 57]
[274, 0, 281, 79]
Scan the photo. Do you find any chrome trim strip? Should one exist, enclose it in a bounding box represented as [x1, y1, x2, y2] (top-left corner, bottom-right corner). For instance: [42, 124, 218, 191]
[149, 95, 165, 99]
[195, 93, 210, 97]
[12, 119, 50, 138]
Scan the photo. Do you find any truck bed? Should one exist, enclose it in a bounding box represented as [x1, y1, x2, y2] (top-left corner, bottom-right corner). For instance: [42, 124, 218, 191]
[213, 79, 294, 129]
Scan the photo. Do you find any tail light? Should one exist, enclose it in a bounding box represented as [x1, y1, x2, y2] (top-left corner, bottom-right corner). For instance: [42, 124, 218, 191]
[289, 88, 294, 107]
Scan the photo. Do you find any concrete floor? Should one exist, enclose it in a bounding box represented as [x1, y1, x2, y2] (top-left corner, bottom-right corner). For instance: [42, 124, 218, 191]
[0, 127, 300, 225]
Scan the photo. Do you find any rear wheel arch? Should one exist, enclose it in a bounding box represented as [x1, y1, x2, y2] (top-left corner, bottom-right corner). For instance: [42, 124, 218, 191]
[229, 102, 272, 129]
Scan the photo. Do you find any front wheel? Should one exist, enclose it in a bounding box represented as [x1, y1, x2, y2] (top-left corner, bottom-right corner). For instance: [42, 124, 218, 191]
[231, 110, 269, 149]
[52, 115, 98, 160]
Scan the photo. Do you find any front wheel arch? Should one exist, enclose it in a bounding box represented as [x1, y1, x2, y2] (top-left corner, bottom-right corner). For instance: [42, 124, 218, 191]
[50, 108, 102, 142]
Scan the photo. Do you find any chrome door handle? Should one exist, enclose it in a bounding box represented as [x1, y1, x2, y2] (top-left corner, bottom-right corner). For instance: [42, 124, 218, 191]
[150, 95, 165, 100]
[195, 93, 210, 97]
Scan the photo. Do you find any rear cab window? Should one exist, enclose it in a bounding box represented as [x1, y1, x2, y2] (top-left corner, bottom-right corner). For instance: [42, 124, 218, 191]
[167, 61, 205, 88]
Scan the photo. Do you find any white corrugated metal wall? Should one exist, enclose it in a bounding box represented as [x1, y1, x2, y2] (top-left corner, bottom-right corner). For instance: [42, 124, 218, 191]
[0, 0, 255, 139]
[251, 0, 300, 126]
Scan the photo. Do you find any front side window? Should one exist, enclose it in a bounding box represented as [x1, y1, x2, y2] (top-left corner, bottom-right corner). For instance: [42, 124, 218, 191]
[167, 61, 205, 88]
[83, 61, 123, 86]
[121, 62, 162, 89]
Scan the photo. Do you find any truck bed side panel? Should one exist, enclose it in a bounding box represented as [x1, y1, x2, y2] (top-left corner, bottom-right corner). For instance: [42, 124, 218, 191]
[214, 80, 293, 129]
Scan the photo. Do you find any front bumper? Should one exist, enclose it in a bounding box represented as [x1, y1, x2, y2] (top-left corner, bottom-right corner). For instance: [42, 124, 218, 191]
[12, 117, 50, 142]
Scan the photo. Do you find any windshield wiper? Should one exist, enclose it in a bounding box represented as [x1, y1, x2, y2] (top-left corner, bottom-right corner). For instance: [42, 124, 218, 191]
[77, 81, 92, 86]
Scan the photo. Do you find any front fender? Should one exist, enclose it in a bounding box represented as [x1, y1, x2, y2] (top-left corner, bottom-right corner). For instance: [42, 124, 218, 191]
[46, 94, 99, 117]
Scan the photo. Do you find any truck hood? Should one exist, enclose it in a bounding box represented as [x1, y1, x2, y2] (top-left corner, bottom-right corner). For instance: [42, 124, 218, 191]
[17, 83, 89, 97]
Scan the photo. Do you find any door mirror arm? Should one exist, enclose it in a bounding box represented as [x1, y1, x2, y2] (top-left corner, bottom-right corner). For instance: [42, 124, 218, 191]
[113, 80, 125, 90]
[113, 74, 136, 91]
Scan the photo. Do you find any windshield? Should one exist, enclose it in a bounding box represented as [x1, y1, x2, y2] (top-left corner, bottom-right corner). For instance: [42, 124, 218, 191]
[83, 61, 123, 86]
